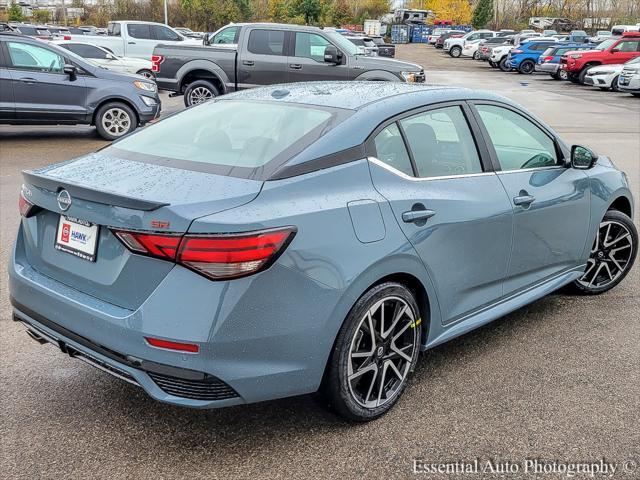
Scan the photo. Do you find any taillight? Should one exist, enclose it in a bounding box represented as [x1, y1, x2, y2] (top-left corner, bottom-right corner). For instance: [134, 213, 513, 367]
[19, 187, 39, 217]
[542, 56, 554, 62]
[512, 49, 523, 54]
[63, 35, 71, 40]
[112, 227, 296, 280]
[151, 54, 164, 73]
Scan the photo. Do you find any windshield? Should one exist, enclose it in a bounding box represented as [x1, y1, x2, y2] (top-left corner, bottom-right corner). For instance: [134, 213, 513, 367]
[595, 39, 617, 50]
[111, 100, 350, 179]
[626, 56, 640, 65]
[324, 31, 359, 56]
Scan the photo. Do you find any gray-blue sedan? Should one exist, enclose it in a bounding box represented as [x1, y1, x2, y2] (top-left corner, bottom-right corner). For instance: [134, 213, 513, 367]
[10, 82, 637, 421]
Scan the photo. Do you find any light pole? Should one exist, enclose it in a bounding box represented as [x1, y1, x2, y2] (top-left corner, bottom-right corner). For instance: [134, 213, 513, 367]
[164, 0, 168, 25]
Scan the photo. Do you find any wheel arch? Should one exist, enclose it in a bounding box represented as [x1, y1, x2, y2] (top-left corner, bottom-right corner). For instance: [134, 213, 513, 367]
[177, 61, 229, 94]
[608, 195, 633, 218]
[91, 96, 140, 127]
[354, 70, 401, 82]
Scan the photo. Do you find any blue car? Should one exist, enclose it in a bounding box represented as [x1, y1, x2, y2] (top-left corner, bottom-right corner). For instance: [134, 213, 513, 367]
[507, 40, 560, 73]
[535, 42, 597, 80]
[10, 83, 637, 421]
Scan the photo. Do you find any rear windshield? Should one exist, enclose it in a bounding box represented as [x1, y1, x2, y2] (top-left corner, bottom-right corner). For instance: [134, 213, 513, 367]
[110, 100, 350, 179]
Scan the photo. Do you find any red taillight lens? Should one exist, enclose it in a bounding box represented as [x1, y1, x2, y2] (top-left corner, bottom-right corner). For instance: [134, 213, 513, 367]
[19, 189, 39, 217]
[113, 230, 181, 260]
[151, 54, 164, 73]
[512, 49, 523, 54]
[112, 227, 296, 280]
[63, 35, 71, 40]
[145, 337, 199, 353]
[543, 56, 554, 62]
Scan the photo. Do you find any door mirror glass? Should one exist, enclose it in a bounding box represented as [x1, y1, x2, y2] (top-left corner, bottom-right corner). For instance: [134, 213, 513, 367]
[571, 145, 597, 169]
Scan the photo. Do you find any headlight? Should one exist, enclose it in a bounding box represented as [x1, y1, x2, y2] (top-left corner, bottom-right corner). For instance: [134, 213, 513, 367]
[400, 71, 418, 83]
[133, 80, 157, 92]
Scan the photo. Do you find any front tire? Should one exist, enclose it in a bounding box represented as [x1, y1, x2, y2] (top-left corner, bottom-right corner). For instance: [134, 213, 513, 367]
[611, 75, 620, 92]
[449, 46, 462, 58]
[95, 102, 137, 140]
[473, 51, 480, 60]
[489, 60, 497, 68]
[572, 210, 637, 295]
[499, 57, 511, 72]
[183, 79, 219, 107]
[559, 69, 569, 80]
[322, 282, 422, 421]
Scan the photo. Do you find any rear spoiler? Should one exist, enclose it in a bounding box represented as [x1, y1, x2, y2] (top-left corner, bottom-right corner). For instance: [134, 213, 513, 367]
[22, 170, 169, 211]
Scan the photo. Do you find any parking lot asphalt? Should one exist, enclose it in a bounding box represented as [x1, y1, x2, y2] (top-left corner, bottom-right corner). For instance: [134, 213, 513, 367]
[1, 45, 639, 479]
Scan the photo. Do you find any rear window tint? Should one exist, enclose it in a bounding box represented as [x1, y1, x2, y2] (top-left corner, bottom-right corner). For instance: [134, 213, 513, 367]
[111, 100, 351, 180]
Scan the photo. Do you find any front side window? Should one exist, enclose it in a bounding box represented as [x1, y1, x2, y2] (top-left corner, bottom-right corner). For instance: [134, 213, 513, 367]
[295, 33, 332, 62]
[62, 43, 108, 59]
[247, 30, 285, 56]
[153, 25, 180, 41]
[127, 24, 152, 40]
[400, 106, 482, 178]
[615, 40, 639, 52]
[476, 104, 558, 171]
[7, 42, 64, 73]
[212, 26, 239, 44]
[373, 124, 414, 177]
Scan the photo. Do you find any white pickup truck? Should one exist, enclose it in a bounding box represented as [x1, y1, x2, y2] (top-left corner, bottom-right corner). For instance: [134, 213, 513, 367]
[67, 20, 201, 60]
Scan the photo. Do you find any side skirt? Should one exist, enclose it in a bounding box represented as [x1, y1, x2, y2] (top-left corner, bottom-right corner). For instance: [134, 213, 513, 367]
[423, 264, 586, 350]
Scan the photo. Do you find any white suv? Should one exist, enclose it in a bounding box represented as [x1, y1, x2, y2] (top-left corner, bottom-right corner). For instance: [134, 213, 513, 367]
[444, 30, 496, 57]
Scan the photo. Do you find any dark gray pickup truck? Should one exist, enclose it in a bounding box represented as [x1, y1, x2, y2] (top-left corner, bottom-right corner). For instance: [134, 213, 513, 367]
[152, 23, 425, 106]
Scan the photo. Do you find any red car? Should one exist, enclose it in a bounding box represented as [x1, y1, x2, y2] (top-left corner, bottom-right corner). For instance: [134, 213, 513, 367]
[561, 32, 640, 83]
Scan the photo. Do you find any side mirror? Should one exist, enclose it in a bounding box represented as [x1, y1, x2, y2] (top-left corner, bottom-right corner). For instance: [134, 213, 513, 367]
[324, 45, 342, 64]
[106, 53, 116, 60]
[63, 64, 77, 80]
[571, 145, 598, 169]
[611, 48, 619, 53]
[203, 34, 211, 46]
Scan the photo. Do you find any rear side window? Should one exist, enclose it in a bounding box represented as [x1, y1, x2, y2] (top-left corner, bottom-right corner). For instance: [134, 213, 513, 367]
[373, 124, 414, 176]
[7, 42, 64, 73]
[247, 30, 285, 56]
[111, 100, 347, 179]
[615, 40, 640, 52]
[108, 22, 121, 36]
[17, 27, 37, 35]
[127, 24, 152, 40]
[400, 106, 482, 178]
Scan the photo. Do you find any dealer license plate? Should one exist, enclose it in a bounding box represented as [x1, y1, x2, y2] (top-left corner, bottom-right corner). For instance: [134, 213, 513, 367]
[55, 215, 99, 262]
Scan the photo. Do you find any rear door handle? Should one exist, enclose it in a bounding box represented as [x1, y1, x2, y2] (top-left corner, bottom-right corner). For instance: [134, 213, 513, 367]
[513, 194, 535, 206]
[242, 60, 255, 67]
[289, 64, 302, 70]
[18, 77, 38, 84]
[402, 209, 436, 223]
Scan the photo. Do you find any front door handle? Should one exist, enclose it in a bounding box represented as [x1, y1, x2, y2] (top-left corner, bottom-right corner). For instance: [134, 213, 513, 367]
[402, 209, 436, 223]
[128, 41, 136, 45]
[289, 63, 302, 70]
[242, 60, 255, 67]
[18, 77, 38, 84]
[513, 194, 535, 206]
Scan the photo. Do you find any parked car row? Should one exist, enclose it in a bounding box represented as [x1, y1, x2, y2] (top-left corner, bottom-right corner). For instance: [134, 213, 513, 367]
[432, 27, 640, 97]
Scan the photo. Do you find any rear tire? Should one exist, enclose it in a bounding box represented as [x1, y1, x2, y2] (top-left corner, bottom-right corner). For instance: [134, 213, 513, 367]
[570, 210, 637, 295]
[136, 69, 155, 80]
[321, 282, 422, 422]
[519, 59, 535, 74]
[94, 102, 137, 141]
[183, 79, 219, 107]
[449, 46, 462, 58]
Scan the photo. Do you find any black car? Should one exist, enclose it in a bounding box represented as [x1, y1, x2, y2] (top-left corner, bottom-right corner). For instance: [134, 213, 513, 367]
[368, 35, 395, 57]
[0, 32, 160, 140]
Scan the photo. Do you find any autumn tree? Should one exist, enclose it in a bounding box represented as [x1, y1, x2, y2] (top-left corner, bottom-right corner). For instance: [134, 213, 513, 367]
[426, 0, 472, 25]
[293, 0, 321, 23]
